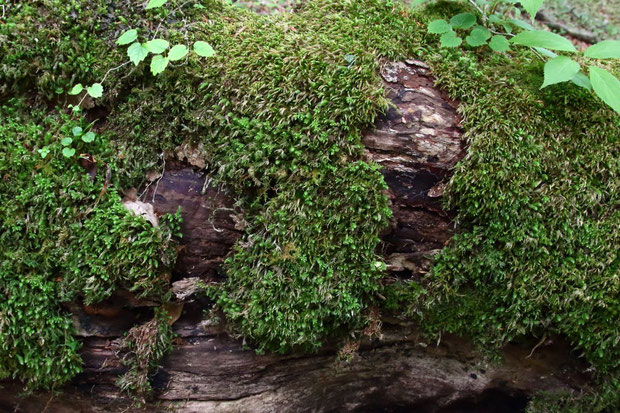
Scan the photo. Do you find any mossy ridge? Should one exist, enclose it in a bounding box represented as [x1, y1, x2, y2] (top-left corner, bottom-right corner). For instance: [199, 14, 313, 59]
[0, 99, 181, 390]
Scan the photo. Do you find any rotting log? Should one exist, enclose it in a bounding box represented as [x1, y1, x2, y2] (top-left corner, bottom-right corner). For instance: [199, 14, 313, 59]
[0, 62, 591, 413]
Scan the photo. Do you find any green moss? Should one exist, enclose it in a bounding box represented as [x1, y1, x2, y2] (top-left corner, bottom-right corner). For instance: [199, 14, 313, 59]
[0, 99, 180, 390]
[106, 0, 423, 352]
[1, 0, 619, 400]
[393, 1, 620, 375]
[527, 377, 620, 413]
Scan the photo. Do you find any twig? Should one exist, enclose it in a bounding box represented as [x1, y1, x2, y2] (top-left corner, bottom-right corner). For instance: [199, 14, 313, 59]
[526, 333, 547, 358]
[77, 61, 130, 108]
[151, 153, 166, 203]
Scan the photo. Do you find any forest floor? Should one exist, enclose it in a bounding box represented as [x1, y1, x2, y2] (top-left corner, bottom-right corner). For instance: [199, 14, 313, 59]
[233, 0, 620, 42]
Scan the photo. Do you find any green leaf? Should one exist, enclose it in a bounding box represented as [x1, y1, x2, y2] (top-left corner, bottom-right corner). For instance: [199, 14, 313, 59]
[510, 30, 576, 52]
[128, 42, 149, 65]
[150, 55, 169, 75]
[86, 83, 103, 98]
[194, 41, 216, 57]
[450, 13, 476, 29]
[589, 66, 620, 114]
[466, 26, 491, 47]
[534, 47, 558, 58]
[440, 31, 463, 48]
[520, 0, 544, 22]
[61, 137, 73, 146]
[489, 35, 511, 52]
[541, 56, 580, 89]
[571, 72, 591, 91]
[584, 40, 620, 59]
[488, 14, 502, 25]
[82, 132, 96, 143]
[145, 39, 170, 54]
[507, 18, 534, 31]
[62, 147, 76, 158]
[145, 0, 167, 9]
[68, 84, 83, 95]
[427, 19, 451, 34]
[38, 147, 51, 158]
[116, 29, 138, 45]
[72, 126, 83, 136]
[501, 22, 513, 34]
[168, 44, 188, 61]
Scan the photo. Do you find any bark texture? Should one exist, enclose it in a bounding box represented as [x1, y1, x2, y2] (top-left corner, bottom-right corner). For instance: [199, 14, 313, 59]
[0, 62, 590, 413]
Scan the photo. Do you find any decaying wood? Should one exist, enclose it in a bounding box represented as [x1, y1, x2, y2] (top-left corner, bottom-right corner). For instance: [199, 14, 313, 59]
[0, 62, 590, 412]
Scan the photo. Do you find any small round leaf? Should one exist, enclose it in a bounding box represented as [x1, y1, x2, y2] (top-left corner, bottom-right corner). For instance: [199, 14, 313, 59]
[68, 84, 83, 95]
[62, 147, 76, 158]
[145, 39, 170, 54]
[86, 83, 104, 98]
[128, 42, 149, 65]
[194, 41, 215, 57]
[146, 0, 167, 9]
[117, 29, 138, 45]
[150, 55, 169, 75]
[168, 44, 188, 61]
[61, 137, 73, 146]
[72, 126, 83, 136]
[450, 13, 476, 29]
[82, 132, 96, 143]
[466, 26, 491, 47]
[427, 20, 451, 34]
[440, 31, 462, 48]
[489, 35, 511, 52]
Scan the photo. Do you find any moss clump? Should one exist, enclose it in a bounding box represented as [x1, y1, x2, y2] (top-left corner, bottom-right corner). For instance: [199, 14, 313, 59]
[393, 0, 620, 375]
[527, 377, 620, 413]
[0, 99, 180, 390]
[106, 0, 426, 352]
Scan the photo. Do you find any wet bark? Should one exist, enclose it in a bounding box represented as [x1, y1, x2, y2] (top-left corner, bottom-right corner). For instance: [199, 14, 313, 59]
[0, 62, 590, 413]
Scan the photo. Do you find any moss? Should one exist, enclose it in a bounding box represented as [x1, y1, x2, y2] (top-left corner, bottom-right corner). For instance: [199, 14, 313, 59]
[398, 2, 620, 375]
[114, 307, 174, 405]
[527, 377, 620, 413]
[106, 0, 424, 352]
[0, 99, 180, 390]
[1, 0, 619, 400]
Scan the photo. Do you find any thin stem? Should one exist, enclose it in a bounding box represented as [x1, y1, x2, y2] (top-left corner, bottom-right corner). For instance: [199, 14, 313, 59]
[101, 61, 130, 84]
[489, 0, 502, 16]
[76, 61, 130, 108]
[468, 0, 485, 16]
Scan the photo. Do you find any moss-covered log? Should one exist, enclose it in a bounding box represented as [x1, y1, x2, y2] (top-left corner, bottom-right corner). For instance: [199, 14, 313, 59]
[1, 0, 618, 411]
[0, 60, 590, 413]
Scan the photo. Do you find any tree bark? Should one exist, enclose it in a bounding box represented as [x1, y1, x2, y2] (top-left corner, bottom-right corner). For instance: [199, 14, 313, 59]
[0, 62, 591, 413]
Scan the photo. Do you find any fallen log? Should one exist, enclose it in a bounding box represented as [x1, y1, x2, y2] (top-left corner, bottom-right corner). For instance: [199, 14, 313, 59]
[0, 62, 590, 412]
